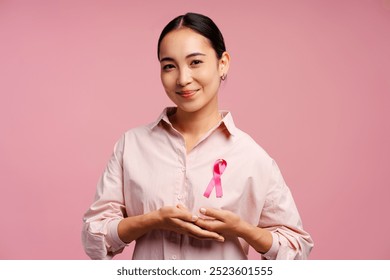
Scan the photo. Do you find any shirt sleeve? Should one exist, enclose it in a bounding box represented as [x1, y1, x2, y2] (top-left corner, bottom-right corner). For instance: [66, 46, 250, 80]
[81, 135, 128, 259]
[259, 160, 314, 260]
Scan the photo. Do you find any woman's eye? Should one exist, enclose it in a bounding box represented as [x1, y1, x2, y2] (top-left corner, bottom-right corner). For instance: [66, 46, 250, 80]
[191, 60, 203, 65]
[162, 64, 175, 70]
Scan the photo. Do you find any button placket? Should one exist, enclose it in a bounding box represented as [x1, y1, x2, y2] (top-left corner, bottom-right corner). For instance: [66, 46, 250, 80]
[172, 136, 189, 210]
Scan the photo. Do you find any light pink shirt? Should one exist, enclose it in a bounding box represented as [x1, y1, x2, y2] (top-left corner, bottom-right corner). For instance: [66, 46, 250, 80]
[82, 108, 313, 260]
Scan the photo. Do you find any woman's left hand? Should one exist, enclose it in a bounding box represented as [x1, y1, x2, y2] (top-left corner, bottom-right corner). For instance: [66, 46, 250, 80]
[194, 207, 243, 237]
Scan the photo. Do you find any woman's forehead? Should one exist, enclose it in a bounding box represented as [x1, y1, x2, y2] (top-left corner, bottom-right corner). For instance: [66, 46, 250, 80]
[159, 28, 213, 59]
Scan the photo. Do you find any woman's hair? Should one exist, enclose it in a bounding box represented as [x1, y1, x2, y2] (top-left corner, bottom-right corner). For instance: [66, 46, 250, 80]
[157, 12, 226, 60]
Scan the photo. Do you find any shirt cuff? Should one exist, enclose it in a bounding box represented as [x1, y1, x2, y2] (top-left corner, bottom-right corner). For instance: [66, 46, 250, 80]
[106, 219, 128, 252]
[262, 232, 280, 260]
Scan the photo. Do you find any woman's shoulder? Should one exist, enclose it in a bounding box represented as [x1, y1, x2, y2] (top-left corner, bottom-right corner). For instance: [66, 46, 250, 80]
[235, 127, 271, 158]
[113, 122, 157, 147]
[123, 122, 153, 136]
[120, 109, 170, 139]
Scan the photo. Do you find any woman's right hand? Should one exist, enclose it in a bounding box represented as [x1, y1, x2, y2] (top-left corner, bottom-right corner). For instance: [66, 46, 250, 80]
[155, 204, 225, 242]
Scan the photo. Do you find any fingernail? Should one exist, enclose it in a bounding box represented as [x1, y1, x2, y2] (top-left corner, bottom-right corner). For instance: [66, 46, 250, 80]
[217, 236, 225, 242]
[191, 215, 198, 222]
[200, 207, 206, 214]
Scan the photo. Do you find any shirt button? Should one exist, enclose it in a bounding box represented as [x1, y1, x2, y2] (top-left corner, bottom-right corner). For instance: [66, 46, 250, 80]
[181, 167, 186, 172]
[177, 194, 183, 200]
[172, 255, 177, 260]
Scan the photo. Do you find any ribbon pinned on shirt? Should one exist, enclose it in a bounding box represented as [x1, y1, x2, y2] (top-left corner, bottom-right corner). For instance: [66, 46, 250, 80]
[203, 159, 227, 198]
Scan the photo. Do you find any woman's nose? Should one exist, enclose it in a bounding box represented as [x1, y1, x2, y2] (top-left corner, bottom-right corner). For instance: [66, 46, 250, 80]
[177, 68, 192, 86]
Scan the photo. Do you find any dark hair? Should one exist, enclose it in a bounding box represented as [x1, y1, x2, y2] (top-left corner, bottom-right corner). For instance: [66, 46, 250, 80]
[157, 12, 226, 60]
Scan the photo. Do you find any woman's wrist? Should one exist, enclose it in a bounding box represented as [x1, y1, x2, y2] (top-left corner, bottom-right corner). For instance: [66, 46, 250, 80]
[118, 211, 160, 243]
[235, 220, 273, 254]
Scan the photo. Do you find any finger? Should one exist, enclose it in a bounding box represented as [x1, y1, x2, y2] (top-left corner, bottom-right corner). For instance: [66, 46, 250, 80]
[176, 219, 223, 240]
[177, 212, 198, 223]
[195, 217, 224, 231]
[171, 218, 225, 242]
[170, 206, 198, 222]
[199, 207, 225, 221]
[187, 223, 225, 242]
[176, 204, 187, 210]
[188, 232, 225, 242]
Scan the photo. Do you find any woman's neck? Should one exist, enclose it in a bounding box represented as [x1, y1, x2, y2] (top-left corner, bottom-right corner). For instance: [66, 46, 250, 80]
[170, 104, 222, 142]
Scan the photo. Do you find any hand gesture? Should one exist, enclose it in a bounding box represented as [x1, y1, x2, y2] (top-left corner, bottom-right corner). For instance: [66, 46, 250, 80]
[156, 204, 225, 242]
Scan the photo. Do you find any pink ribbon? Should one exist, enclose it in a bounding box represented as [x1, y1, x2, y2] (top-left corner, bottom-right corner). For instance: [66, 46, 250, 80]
[203, 159, 227, 198]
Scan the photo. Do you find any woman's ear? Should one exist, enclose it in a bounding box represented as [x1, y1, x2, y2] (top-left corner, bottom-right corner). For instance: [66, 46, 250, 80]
[219, 51, 231, 78]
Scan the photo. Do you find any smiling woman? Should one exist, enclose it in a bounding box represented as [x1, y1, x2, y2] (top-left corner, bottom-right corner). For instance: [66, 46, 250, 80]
[81, 12, 313, 260]
[158, 27, 230, 151]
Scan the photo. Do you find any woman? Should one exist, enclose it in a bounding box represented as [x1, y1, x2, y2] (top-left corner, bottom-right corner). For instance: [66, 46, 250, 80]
[82, 12, 313, 260]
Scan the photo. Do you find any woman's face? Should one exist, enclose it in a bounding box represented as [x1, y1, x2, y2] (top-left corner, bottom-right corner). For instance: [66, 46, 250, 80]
[159, 28, 229, 114]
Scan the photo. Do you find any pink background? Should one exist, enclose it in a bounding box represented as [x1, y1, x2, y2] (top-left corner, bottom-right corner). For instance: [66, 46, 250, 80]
[1, 0, 389, 260]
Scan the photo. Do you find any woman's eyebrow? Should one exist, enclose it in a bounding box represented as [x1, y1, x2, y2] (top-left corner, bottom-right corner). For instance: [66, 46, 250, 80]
[160, 57, 174, 63]
[186, 52, 206, 58]
[160, 52, 206, 63]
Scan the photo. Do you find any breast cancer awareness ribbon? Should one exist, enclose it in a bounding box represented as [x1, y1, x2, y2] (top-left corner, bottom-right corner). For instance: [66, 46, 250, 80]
[203, 159, 227, 198]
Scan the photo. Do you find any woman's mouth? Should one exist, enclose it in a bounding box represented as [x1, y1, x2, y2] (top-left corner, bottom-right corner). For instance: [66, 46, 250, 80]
[176, 89, 199, 98]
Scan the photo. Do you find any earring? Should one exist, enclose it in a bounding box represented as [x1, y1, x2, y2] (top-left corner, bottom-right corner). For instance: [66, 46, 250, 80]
[221, 73, 227, 81]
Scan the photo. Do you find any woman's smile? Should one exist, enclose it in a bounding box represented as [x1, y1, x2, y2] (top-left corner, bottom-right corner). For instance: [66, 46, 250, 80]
[176, 89, 200, 98]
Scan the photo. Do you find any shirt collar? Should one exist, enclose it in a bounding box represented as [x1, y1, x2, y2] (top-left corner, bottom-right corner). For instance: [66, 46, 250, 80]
[219, 110, 237, 136]
[149, 107, 176, 129]
[149, 107, 238, 136]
